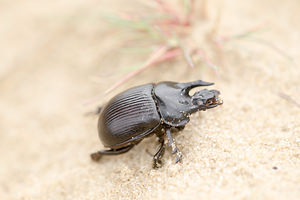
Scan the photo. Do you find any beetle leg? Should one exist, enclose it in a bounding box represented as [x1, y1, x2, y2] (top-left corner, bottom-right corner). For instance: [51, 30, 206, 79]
[85, 106, 103, 116]
[90, 144, 134, 161]
[166, 128, 182, 163]
[94, 106, 103, 115]
[153, 137, 165, 169]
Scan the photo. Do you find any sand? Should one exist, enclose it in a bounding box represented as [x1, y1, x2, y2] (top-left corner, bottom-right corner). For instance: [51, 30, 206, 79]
[0, 0, 299, 199]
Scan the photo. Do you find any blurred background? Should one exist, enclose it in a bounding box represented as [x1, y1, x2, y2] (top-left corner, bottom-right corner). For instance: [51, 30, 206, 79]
[0, 0, 299, 199]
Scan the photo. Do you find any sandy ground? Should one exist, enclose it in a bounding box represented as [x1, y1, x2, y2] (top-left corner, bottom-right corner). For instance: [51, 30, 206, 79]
[0, 0, 299, 199]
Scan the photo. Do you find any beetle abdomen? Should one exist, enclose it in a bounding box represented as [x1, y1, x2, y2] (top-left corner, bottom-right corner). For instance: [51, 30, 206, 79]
[98, 84, 161, 148]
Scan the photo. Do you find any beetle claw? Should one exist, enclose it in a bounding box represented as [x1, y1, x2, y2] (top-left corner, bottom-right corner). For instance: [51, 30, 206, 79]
[90, 152, 102, 161]
[175, 151, 183, 163]
[172, 146, 178, 154]
[153, 159, 163, 169]
[152, 137, 165, 169]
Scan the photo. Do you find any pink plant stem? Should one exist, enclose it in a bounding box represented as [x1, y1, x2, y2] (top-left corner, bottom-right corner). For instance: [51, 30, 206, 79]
[117, 12, 137, 21]
[83, 47, 182, 105]
[155, 0, 181, 24]
[219, 22, 268, 44]
[196, 48, 214, 67]
[104, 45, 169, 94]
[153, 48, 182, 64]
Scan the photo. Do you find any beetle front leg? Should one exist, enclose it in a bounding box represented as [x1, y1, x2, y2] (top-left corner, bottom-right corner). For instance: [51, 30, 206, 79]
[153, 137, 165, 169]
[166, 128, 182, 163]
[85, 106, 103, 116]
[95, 106, 103, 115]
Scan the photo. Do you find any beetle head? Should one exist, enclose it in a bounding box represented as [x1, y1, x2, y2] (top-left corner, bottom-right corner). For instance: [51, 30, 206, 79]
[191, 89, 223, 110]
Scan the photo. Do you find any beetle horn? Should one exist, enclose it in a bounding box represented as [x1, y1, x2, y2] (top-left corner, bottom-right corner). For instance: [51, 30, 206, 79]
[178, 80, 214, 95]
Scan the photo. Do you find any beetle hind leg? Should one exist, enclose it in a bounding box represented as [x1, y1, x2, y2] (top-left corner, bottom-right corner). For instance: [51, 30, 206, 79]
[152, 137, 165, 169]
[90, 144, 134, 161]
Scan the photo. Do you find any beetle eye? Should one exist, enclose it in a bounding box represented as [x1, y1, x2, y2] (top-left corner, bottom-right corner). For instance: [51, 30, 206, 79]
[206, 99, 213, 105]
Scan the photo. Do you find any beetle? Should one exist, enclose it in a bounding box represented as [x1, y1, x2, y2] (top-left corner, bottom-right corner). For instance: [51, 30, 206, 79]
[90, 80, 222, 168]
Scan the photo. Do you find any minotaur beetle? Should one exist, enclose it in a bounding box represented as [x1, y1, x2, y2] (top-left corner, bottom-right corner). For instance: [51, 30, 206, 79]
[91, 80, 222, 168]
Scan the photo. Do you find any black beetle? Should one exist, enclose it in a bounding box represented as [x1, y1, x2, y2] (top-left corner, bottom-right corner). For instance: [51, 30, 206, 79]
[91, 80, 222, 168]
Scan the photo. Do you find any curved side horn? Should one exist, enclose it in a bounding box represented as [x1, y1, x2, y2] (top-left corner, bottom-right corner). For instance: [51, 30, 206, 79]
[178, 80, 214, 95]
